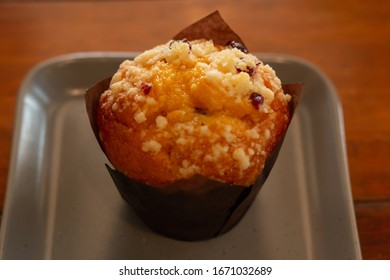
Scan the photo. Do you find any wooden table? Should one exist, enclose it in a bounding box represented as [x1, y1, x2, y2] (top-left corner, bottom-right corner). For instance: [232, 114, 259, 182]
[0, 0, 389, 259]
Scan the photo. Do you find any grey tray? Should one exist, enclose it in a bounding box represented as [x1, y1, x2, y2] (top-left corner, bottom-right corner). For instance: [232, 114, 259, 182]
[0, 52, 361, 260]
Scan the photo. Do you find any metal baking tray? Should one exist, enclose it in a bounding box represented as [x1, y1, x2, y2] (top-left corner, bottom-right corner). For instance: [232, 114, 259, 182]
[0, 52, 361, 259]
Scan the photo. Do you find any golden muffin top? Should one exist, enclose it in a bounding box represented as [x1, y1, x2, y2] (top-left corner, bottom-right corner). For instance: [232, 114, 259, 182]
[97, 39, 291, 186]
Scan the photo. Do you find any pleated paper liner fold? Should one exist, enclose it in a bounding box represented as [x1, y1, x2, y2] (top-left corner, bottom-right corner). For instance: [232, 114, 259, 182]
[85, 11, 304, 241]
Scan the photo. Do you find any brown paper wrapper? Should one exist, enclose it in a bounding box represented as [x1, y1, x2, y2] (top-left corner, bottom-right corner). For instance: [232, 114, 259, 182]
[85, 11, 304, 241]
[173, 11, 245, 48]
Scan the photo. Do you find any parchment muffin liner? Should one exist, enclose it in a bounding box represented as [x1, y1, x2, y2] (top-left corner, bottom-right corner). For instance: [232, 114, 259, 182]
[85, 11, 304, 241]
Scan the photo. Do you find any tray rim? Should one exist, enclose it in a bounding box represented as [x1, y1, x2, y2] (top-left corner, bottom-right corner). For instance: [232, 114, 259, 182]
[0, 52, 362, 259]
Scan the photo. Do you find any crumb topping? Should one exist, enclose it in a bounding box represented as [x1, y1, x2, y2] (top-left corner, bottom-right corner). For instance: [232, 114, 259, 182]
[142, 139, 161, 153]
[98, 39, 291, 186]
[155, 115, 168, 129]
[232, 148, 250, 171]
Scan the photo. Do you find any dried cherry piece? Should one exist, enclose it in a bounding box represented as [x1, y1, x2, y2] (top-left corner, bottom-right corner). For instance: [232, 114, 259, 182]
[141, 82, 152, 94]
[194, 107, 208, 115]
[226, 40, 248, 53]
[236, 66, 256, 76]
[249, 92, 264, 109]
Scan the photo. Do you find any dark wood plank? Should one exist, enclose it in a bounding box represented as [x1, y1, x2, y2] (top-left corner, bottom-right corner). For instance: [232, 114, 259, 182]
[355, 202, 390, 259]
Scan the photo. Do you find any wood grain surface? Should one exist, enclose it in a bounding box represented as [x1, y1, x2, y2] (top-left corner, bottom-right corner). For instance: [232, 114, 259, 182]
[0, 0, 389, 259]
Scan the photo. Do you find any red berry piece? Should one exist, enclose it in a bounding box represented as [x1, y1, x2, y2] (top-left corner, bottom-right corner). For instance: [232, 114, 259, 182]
[246, 66, 256, 76]
[250, 92, 264, 109]
[141, 82, 152, 94]
[226, 41, 248, 53]
[194, 107, 208, 115]
[236, 66, 255, 76]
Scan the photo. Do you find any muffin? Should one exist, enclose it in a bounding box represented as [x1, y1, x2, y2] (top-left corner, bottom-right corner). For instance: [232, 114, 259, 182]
[86, 11, 302, 240]
[97, 39, 290, 187]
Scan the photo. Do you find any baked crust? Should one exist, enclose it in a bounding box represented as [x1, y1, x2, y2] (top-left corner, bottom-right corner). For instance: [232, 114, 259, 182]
[97, 39, 291, 186]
